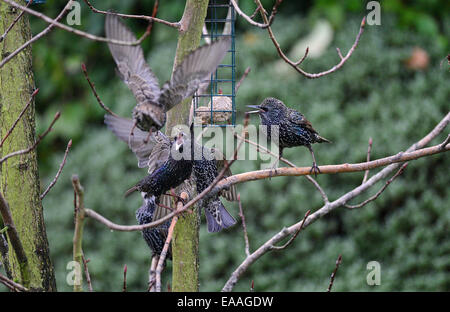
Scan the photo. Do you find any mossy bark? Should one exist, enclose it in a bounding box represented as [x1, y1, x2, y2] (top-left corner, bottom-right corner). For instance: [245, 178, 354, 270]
[0, 2, 56, 291]
[165, 0, 209, 292]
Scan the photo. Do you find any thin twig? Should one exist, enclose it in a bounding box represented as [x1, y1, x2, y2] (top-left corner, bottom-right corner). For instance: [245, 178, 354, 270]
[0, 0, 156, 67]
[271, 210, 310, 251]
[0, 272, 28, 292]
[122, 264, 127, 292]
[0, 0, 33, 42]
[238, 194, 250, 257]
[230, 0, 282, 29]
[82, 254, 93, 292]
[258, 1, 366, 79]
[72, 175, 85, 292]
[40, 139, 72, 200]
[155, 192, 188, 292]
[0, 1, 73, 69]
[82, 0, 178, 29]
[235, 67, 251, 94]
[346, 163, 408, 209]
[0, 89, 39, 148]
[362, 137, 373, 184]
[0, 193, 30, 288]
[327, 254, 342, 292]
[222, 112, 450, 291]
[81, 63, 119, 117]
[0, 112, 61, 165]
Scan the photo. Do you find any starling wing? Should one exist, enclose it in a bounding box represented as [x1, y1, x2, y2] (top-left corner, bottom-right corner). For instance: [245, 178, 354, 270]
[287, 109, 331, 143]
[159, 37, 231, 111]
[212, 148, 238, 202]
[105, 15, 165, 129]
[104, 114, 167, 169]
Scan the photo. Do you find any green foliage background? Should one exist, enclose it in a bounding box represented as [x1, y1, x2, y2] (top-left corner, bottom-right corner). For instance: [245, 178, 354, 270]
[6, 0, 450, 291]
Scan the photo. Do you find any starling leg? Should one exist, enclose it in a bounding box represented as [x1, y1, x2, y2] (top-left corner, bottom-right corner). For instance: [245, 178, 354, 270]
[307, 145, 321, 177]
[143, 127, 154, 145]
[157, 203, 175, 212]
[165, 189, 187, 205]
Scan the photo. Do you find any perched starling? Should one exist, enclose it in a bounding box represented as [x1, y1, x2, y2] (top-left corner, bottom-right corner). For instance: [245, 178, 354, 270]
[248, 97, 331, 175]
[193, 144, 236, 232]
[124, 131, 193, 198]
[136, 193, 171, 259]
[105, 15, 231, 133]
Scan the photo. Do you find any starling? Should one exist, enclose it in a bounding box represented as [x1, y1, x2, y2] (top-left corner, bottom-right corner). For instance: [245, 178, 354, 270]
[247, 97, 331, 175]
[136, 193, 171, 259]
[193, 143, 236, 232]
[105, 15, 231, 133]
[124, 131, 193, 198]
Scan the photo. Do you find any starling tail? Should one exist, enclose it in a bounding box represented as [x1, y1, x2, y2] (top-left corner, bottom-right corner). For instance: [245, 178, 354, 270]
[316, 135, 332, 144]
[204, 200, 236, 233]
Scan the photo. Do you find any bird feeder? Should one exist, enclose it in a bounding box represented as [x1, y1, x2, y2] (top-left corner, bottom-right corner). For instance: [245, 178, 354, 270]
[193, 0, 236, 127]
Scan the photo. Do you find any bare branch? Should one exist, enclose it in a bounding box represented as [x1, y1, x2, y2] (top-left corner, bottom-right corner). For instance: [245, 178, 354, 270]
[0, 272, 28, 292]
[346, 163, 408, 209]
[82, 0, 179, 29]
[259, 7, 366, 79]
[81, 63, 120, 117]
[0, 0, 154, 62]
[327, 254, 342, 292]
[271, 210, 310, 251]
[0, 193, 30, 288]
[230, 0, 282, 29]
[0, 0, 73, 69]
[235, 132, 329, 203]
[238, 194, 251, 257]
[82, 254, 93, 292]
[40, 139, 72, 200]
[214, 138, 449, 194]
[0, 0, 33, 43]
[0, 112, 61, 165]
[72, 175, 85, 292]
[155, 192, 188, 292]
[222, 112, 450, 291]
[235, 67, 251, 94]
[0, 88, 39, 148]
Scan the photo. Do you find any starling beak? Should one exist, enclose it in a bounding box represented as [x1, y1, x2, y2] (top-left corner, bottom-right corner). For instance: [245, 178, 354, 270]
[105, 15, 231, 132]
[246, 105, 262, 114]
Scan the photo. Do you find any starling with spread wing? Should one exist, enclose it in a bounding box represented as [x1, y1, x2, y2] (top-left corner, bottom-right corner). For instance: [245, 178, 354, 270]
[105, 15, 231, 133]
[248, 97, 331, 175]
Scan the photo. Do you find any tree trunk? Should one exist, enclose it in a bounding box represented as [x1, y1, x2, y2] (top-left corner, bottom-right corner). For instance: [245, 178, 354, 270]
[0, 2, 56, 291]
[165, 0, 209, 292]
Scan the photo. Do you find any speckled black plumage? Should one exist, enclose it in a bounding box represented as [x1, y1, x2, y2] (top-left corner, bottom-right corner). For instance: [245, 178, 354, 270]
[136, 194, 171, 259]
[193, 145, 236, 232]
[125, 133, 193, 198]
[248, 97, 331, 174]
